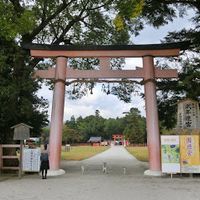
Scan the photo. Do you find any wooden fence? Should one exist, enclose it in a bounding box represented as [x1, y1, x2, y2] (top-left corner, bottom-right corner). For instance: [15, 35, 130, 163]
[0, 144, 22, 177]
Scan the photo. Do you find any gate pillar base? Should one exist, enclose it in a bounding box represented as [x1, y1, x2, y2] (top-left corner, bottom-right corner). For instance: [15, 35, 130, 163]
[144, 169, 162, 176]
[46, 169, 65, 177]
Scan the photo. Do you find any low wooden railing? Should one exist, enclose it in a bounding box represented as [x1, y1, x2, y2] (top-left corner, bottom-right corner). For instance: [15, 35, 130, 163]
[0, 144, 21, 177]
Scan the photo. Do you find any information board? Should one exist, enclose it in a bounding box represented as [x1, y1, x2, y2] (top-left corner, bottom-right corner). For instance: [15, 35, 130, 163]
[161, 135, 180, 173]
[180, 135, 200, 173]
[23, 148, 41, 172]
[177, 99, 200, 129]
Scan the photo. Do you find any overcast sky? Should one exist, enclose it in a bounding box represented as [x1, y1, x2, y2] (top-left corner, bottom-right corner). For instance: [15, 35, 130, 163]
[37, 10, 194, 121]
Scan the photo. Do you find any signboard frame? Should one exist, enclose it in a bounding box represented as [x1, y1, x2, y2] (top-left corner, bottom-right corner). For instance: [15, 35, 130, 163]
[22, 148, 41, 172]
[180, 135, 200, 173]
[161, 135, 180, 174]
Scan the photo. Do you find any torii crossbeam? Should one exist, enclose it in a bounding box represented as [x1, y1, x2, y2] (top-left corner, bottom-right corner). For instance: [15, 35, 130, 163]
[24, 41, 189, 176]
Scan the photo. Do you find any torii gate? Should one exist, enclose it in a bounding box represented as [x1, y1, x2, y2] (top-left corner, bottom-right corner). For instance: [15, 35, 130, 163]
[24, 42, 189, 176]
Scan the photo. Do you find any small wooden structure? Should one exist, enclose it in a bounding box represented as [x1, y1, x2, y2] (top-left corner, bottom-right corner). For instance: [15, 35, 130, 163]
[0, 123, 33, 178]
[88, 137, 102, 146]
[0, 144, 21, 175]
[11, 123, 32, 140]
[11, 123, 33, 177]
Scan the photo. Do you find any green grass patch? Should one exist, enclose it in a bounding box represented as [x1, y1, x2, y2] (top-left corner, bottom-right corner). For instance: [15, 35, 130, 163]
[61, 145, 109, 161]
[126, 146, 148, 162]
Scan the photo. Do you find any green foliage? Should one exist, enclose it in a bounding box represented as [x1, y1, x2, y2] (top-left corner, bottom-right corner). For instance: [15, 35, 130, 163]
[0, 0, 144, 143]
[114, 0, 144, 31]
[129, 0, 199, 35]
[65, 115, 77, 129]
[77, 113, 106, 141]
[126, 146, 148, 162]
[28, 0, 141, 102]
[123, 108, 146, 144]
[61, 146, 109, 161]
[41, 127, 50, 143]
[104, 118, 125, 139]
[1, 0, 199, 143]
[133, 1, 200, 129]
[62, 125, 83, 144]
[111, 82, 138, 103]
[64, 108, 146, 144]
[0, 2, 35, 40]
[157, 57, 200, 129]
[0, 39, 48, 143]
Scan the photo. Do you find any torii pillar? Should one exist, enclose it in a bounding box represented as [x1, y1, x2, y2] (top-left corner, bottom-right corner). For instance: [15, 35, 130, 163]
[48, 57, 66, 175]
[143, 56, 161, 176]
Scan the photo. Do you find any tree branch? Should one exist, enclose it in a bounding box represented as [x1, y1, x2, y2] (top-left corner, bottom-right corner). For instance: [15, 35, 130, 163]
[52, 19, 79, 44]
[161, 0, 200, 11]
[10, 0, 24, 14]
[52, 6, 92, 45]
[22, 0, 76, 42]
[86, 0, 113, 11]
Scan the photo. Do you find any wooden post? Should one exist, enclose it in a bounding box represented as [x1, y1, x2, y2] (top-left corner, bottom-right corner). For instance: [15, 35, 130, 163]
[19, 140, 23, 178]
[49, 57, 67, 171]
[0, 144, 2, 174]
[143, 56, 161, 175]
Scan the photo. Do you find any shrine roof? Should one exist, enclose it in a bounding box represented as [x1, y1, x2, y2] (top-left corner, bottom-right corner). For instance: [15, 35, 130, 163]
[88, 136, 102, 143]
[23, 41, 190, 51]
[11, 123, 33, 129]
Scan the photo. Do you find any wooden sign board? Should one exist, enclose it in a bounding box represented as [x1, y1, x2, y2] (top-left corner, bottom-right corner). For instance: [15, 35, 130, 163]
[11, 123, 32, 140]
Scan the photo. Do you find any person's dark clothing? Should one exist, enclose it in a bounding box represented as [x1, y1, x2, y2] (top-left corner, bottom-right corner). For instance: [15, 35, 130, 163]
[40, 149, 49, 179]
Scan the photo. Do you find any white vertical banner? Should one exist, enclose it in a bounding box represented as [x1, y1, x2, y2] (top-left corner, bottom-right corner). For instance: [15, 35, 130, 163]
[23, 148, 41, 172]
[161, 135, 180, 173]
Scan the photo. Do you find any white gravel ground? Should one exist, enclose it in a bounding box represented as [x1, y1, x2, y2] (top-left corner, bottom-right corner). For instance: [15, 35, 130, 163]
[1, 146, 200, 200]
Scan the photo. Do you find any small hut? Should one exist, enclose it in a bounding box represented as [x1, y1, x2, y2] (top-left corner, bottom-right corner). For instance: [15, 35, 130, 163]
[88, 137, 102, 146]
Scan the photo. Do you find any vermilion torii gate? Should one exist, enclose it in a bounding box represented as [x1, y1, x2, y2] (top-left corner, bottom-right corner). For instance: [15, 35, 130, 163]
[24, 42, 188, 176]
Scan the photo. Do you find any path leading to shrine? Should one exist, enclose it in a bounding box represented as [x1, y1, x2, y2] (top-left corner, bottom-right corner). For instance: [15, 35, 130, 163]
[63, 145, 147, 175]
[1, 146, 200, 200]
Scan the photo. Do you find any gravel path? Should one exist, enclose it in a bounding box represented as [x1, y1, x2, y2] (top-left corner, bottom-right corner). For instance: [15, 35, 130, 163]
[1, 146, 200, 200]
[65, 145, 148, 175]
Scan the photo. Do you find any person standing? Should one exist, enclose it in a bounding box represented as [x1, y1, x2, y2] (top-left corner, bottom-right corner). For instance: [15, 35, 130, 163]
[40, 144, 49, 179]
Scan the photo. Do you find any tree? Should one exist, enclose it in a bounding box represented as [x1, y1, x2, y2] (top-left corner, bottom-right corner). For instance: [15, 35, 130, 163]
[64, 107, 147, 143]
[41, 127, 50, 144]
[65, 115, 77, 129]
[77, 114, 106, 141]
[62, 125, 83, 144]
[142, 0, 200, 129]
[0, 38, 48, 143]
[125, 1, 200, 37]
[123, 108, 146, 144]
[126, 1, 200, 129]
[104, 118, 125, 139]
[157, 57, 200, 129]
[95, 110, 100, 118]
[0, 0, 143, 143]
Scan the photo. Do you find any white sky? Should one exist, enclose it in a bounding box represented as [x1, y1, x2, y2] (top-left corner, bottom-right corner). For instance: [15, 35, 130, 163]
[37, 10, 194, 121]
